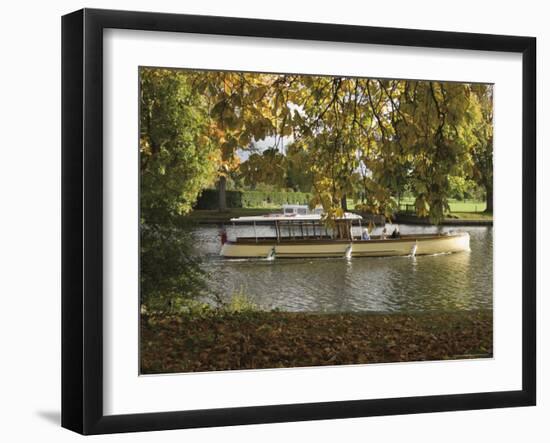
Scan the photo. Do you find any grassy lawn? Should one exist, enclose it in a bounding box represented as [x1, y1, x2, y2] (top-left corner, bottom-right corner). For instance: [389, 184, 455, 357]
[141, 310, 493, 374]
[450, 211, 493, 221]
[348, 198, 490, 221]
[447, 201, 486, 212]
[395, 198, 491, 221]
[397, 197, 487, 213]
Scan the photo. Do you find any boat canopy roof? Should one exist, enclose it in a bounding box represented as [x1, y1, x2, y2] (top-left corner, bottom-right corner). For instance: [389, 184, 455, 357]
[230, 212, 363, 222]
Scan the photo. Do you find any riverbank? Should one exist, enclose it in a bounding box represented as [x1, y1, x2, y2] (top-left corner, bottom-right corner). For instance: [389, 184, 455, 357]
[141, 310, 492, 374]
[186, 208, 492, 225]
[186, 208, 275, 224]
[394, 213, 493, 226]
[186, 208, 386, 224]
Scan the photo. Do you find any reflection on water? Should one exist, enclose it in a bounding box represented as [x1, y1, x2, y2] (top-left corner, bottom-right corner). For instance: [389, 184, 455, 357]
[192, 224, 493, 313]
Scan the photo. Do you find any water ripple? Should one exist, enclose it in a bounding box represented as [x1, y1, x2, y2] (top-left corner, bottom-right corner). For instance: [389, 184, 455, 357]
[192, 225, 493, 313]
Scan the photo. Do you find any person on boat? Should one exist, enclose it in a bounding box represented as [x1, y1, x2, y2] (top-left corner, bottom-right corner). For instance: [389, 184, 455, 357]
[390, 226, 401, 239]
[220, 228, 228, 245]
[380, 228, 388, 240]
[362, 228, 371, 241]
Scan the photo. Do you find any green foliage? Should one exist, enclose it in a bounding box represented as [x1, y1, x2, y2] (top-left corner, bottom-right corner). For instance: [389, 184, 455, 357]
[140, 223, 207, 311]
[140, 68, 218, 309]
[239, 148, 287, 189]
[285, 143, 314, 191]
[241, 190, 312, 207]
[390, 81, 487, 222]
[195, 189, 243, 209]
[141, 287, 261, 317]
[238, 144, 314, 192]
[140, 68, 218, 222]
[194, 189, 312, 209]
[226, 290, 260, 313]
[448, 176, 484, 201]
[141, 69, 493, 225]
[470, 85, 494, 211]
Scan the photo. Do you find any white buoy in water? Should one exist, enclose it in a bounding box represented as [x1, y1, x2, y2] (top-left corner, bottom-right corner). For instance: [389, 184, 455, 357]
[266, 247, 276, 261]
[344, 244, 353, 259]
[410, 241, 418, 257]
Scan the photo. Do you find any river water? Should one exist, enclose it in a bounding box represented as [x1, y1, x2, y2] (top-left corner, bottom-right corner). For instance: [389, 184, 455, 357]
[191, 224, 493, 313]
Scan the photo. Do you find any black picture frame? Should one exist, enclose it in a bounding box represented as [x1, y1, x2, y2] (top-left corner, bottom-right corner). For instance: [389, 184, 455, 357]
[62, 8, 536, 435]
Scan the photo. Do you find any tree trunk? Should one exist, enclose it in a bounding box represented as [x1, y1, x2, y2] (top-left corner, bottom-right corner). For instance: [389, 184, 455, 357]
[341, 195, 348, 211]
[485, 183, 493, 213]
[218, 176, 227, 212]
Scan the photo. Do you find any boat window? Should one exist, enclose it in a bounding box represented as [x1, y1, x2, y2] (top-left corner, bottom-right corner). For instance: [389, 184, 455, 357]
[297, 207, 307, 215]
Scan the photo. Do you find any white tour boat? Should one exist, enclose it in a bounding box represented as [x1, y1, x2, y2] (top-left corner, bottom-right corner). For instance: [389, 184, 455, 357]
[220, 205, 470, 259]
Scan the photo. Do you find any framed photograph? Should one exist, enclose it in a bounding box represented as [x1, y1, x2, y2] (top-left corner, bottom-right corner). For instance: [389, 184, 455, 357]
[62, 8, 536, 435]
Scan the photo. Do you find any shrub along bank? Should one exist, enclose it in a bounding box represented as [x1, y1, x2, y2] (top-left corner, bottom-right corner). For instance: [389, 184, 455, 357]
[194, 189, 312, 210]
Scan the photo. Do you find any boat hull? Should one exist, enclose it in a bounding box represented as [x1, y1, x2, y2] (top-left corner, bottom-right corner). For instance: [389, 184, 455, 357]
[220, 232, 470, 258]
